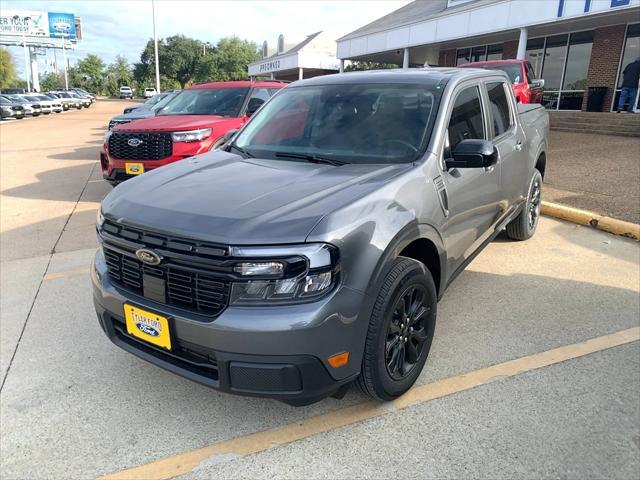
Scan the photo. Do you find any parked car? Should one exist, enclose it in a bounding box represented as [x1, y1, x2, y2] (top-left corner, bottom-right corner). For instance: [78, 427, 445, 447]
[18, 95, 52, 114]
[119, 86, 134, 99]
[21, 94, 61, 114]
[144, 87, 157, 98]
[50, 91, 83, 109]
[109, 91, 180, 130]
[101, 80, 286, 184]
[122, 90, 177, 115]
[459, 59, 544, 104]
[92, 69, 549, 405]
[5, 95, 42, 116]
[0, 96, 25, 119]
[68, 91, 91, 108]
[32, 94, 63, 113]
[69, 87, 96, 102]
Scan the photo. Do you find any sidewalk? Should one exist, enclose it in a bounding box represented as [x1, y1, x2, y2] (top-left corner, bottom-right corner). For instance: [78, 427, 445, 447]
[544, 131, 640, 224]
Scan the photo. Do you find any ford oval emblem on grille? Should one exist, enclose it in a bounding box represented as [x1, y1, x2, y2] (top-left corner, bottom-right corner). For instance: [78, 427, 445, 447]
[135, 248, 162, 265]
[127, 138, 143, 147]
[136, 322, 160, 336]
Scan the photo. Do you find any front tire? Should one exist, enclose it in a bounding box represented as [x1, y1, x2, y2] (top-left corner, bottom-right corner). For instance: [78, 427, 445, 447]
[358, 257, 437, 401]
[506, 168, 542, 241]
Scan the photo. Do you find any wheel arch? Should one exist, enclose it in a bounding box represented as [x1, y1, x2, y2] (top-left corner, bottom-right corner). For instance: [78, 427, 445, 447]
[366, 222, 447, 301]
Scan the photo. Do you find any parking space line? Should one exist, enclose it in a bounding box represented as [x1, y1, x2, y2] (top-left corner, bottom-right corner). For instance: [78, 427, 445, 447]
[100, 326, 640, 480]
[43, 267, 90, 281]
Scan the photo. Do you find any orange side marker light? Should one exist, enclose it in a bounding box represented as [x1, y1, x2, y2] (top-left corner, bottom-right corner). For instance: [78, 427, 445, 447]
[328, 351, 349, 368]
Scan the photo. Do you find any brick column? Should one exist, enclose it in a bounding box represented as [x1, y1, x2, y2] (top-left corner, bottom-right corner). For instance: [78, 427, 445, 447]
[438, 49, 456, 67]
[582, 24, 626, 112]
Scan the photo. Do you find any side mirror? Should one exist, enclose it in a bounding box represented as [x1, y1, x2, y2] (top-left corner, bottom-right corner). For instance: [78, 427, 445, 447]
[530, 79, 545, 89]
[223, 129, 239, 143]
[245, 98, 264, 117]
[445, 139, 497, 170]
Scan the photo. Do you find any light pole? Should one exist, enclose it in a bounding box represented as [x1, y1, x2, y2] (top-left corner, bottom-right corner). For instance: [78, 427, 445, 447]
[152, 0, 161, 94]
[13, 15, 31, 91]
[61, 35, 69, 90]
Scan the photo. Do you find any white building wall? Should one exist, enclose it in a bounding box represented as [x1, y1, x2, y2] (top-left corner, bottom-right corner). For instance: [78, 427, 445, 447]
[337, 0, 640, 59]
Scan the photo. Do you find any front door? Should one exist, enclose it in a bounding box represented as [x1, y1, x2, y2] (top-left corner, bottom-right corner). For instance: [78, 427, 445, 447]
[438, 84, 502, 274]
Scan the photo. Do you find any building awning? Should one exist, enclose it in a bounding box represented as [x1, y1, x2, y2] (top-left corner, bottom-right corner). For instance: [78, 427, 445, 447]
[337, 0, 640, 61]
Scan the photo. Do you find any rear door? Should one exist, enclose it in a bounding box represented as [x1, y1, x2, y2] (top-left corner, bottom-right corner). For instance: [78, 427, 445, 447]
[438, 83, 502, 272]
[483, 79, 529, 209]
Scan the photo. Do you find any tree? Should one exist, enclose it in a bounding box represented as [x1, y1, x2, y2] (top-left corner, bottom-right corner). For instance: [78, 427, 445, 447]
[104, 55, 134, 96]
[197, 37, 259, 82]
[40, 72, 64, 91]
[68, 54, 105, 93]
[345, 61, 398, 71]
[0, 47, 18, 88]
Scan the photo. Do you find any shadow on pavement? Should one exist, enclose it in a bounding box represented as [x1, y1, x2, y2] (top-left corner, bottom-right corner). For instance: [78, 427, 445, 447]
[1, 163, 109, 202]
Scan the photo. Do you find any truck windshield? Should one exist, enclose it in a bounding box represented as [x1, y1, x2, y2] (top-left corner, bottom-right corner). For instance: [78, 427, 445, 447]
[233, 83, 441, 164]
[158, 87, 249, 117]
[151, 92, 180, 112]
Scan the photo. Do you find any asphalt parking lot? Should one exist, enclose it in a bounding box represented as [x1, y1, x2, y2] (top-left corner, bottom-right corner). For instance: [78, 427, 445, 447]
[1, 101, 639, 479]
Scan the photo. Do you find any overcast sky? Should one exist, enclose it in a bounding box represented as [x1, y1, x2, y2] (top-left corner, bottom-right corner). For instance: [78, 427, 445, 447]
[2, 0, 410, 76]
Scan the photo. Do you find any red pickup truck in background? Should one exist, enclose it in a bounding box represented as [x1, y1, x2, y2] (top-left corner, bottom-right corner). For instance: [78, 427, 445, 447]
[460, 59, 544, 104]
[101, 80, 286, 185]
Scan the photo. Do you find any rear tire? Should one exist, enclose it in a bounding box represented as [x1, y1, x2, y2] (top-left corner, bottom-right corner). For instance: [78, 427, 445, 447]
[506, 168, 542, 241]
[357, 257, 437, 401]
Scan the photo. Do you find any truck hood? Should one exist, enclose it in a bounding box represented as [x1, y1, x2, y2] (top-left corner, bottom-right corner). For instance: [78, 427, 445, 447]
[102, 151, 412, 245]
[116, 114, 227, 132]
[111, 109, 155, 123]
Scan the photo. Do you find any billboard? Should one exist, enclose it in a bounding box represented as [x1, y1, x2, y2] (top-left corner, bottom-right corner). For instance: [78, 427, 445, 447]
[48, 12, 76, 39]
[0, 10, 76, 39]
[0, 11, 49, 37]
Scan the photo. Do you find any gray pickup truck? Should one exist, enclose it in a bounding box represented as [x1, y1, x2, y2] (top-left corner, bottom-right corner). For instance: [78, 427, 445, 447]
[92, 68, 549, 405]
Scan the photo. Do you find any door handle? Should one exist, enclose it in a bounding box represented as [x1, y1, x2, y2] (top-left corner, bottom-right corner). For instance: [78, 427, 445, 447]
[514, 140, 523, 151]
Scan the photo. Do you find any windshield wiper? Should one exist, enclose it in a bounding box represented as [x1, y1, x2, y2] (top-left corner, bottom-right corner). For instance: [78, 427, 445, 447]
[274, 152, 348, 166]
[228, 143, 254, 158]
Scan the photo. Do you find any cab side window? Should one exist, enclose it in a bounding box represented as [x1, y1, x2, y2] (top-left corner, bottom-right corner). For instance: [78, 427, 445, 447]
[448, 86, 485, 150]
[246, 88, 271, 113]
[486, 82, 512, 138]
[525, 62, 536, 83]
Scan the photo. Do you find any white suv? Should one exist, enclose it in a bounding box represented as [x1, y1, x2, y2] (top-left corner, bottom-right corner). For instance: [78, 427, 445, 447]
[144, 88, 157, 98]
[119, 86, 133, 99]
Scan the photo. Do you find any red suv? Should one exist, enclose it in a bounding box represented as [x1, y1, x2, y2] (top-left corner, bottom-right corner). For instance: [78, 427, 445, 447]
[460, 60, 544, 104]
[101, 81, 286, 185]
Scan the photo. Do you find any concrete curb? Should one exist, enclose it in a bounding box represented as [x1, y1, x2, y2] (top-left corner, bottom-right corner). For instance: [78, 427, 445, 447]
[541, 201, 640, 241]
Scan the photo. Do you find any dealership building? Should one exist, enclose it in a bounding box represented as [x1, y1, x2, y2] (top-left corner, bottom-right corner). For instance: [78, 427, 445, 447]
[337, 0, 640, 112]
[248, 31, 340, 81]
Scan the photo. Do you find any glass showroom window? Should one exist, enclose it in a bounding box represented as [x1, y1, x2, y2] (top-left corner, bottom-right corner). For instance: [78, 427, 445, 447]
[613, 23, 640, 111]
[559, 31, 593, 110]
[527, 31, 594, 110]
[456, 43, 503, 66]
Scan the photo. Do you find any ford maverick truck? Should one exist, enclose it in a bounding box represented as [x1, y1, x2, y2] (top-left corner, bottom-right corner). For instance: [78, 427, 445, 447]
[92, 68, 549, 405]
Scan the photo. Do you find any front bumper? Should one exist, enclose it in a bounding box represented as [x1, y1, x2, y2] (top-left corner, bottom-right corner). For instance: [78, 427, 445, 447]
[92, 249, 367, 404]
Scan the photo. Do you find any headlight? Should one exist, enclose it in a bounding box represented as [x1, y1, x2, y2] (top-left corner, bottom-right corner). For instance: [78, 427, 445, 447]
[96, 208, 105, 228]
[229, 243, 339, 305]
[104, 130, 112, 143]
[172, 128, 212, 143]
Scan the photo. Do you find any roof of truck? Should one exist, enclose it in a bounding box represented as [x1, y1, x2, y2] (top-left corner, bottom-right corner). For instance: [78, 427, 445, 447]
[290, 67, 503, 87]
[189, 80, 288, 90]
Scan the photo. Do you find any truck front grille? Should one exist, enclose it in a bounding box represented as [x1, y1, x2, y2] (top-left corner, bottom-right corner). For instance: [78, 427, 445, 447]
[103, 246, 231, 317]
[108, 132, 172, 160]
